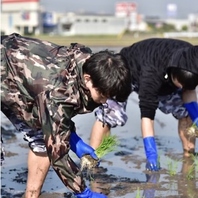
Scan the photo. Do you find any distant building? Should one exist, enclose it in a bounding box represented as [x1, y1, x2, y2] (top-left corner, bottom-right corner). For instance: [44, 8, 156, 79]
[115, 2, 137, 17]
[56, 2, 146, 36]
[188, 13, 198, 32]
[1, 0, 146, 36]
[57, 12, 128, 36]
[115, 2, 146, 31]
[164, 18, 188, 31]
[1, 0, 41, 35]
[42, 11, 57, 34]
[163, 14, 198, 38]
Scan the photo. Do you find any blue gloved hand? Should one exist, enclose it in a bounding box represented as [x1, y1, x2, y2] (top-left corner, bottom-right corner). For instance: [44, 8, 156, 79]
[184, 101, 198, 127]
[74, 187, 107, 198]
[70, 132, 98, 160]
[143, 136, 160, 171]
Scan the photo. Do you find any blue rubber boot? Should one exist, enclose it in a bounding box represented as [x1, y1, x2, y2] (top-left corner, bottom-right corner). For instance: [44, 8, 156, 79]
[74, 187, 107, 198]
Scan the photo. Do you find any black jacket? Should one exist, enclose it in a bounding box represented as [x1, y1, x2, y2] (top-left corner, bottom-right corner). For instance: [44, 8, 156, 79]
[120, 38, 198, 119]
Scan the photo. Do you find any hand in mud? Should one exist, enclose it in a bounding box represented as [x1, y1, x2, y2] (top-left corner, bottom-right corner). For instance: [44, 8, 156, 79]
[144, 137, 161, 171]
[81, 155, 100, 170]
[146, 158, 160, 171]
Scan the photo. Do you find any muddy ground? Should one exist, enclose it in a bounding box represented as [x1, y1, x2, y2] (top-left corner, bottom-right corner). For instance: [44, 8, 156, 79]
[1, 47, 198, 198]
[1, 92, 198, 198]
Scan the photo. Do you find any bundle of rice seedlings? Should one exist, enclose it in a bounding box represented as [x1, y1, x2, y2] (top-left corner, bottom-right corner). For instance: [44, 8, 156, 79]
[187, 122, 198, 138]
[80, 134, 119, 171]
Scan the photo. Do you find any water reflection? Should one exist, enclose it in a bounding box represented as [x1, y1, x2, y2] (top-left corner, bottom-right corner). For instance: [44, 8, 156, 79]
[88, 155, 198, 198]
[88, 166, 161, 197]
[142, 173, 160, 198]
[178, 156, 198, 198]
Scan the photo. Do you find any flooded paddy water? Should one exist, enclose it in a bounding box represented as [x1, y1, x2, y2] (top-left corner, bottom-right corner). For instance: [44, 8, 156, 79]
[1, 47, 198, 198]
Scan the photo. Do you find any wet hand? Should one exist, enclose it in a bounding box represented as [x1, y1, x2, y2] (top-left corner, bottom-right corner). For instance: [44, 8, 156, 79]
[146, 157, 160, 171]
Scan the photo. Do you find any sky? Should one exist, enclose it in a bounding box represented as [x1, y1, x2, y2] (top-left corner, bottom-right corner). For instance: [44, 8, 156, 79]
[40, 0, 198, 19]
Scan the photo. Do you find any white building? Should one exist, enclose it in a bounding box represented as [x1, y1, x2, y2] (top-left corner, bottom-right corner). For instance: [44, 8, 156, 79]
[115, 2, 146, 31]
[163, 14, 198, 38]
[164, 18, 189, 31]
[57, 13, 128, 36]
[1, 0, 146, 36]
[57, 2, 146, 36]
[1, 0, 41, 35]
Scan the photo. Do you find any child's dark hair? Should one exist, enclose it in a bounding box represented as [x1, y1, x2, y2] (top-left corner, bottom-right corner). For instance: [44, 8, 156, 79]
[83, 50, 132, 102]
[170, 67, 198, 90]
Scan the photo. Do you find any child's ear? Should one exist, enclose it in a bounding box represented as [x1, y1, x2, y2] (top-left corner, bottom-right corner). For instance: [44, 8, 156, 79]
[83, 74, 91, 83]
[171, 75, 183, 88]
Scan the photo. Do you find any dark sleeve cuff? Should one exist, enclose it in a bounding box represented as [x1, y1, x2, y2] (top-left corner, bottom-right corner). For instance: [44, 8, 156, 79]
[140, 110, 155, 120]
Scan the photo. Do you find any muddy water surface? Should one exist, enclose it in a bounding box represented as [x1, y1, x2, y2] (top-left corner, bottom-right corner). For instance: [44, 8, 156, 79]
[1, 93, 198, 198]
[1, 47, 198, 198]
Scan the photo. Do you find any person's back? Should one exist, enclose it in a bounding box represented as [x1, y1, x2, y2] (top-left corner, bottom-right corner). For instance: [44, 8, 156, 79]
[120, 38, 193, 110]
[1, 34, 93, 130]
[120, 38, 193, 93]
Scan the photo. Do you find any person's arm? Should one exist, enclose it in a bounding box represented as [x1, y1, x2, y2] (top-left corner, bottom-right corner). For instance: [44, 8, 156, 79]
[141, 117, 160, 171]
[141, 117, 154, 138]
[139, 72, 162, 171]
[183, 89, 198, 126]
[182, 89, 197, 103]
[90, 100, 128, 149]
[90, 120, 110, 149]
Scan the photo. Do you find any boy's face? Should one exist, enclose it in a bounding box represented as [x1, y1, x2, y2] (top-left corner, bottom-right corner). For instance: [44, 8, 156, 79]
[84, 74, 107, 104]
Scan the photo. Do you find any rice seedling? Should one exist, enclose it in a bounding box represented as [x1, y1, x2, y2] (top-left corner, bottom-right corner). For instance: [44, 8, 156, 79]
[95, 134, 118, 158]
[186, 154, 198, 180]
[192, 154, 198, 172]
[80, 134, 119, 170]
[186, 164, 195, 180]
[166, 158, 179, 176]
[135, 187, 144, 198]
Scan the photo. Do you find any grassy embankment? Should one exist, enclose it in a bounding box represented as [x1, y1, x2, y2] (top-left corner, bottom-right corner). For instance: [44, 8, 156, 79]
[30, 34, 198, 47]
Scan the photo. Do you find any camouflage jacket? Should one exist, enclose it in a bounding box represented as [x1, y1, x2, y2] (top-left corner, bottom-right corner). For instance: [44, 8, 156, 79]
[1, 33, 99, 158]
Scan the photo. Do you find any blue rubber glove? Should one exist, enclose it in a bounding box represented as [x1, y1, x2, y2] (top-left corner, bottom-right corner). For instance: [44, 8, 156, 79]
[74, 187, 107, 198]
[184, 101, 198, 127]
[70, 132, 98, 160]
[143, 137, 160, 171]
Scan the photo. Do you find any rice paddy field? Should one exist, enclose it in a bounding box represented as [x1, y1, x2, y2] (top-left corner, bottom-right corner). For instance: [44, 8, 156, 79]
[1, 34, 198, 198]
[29, 33, 198, 47]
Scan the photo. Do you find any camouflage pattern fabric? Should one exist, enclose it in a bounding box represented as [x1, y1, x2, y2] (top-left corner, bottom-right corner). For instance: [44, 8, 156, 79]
[0, 33, 100, 193]
[94, 99, 128, 127]
[158, 89, 188, 119]
[9, 112, 46, 153]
